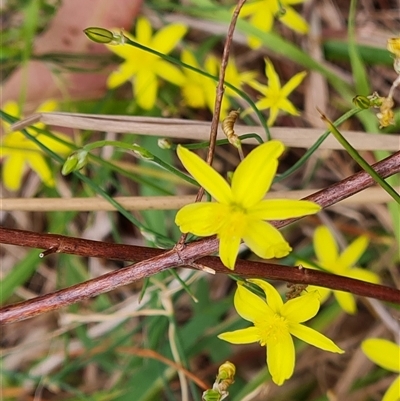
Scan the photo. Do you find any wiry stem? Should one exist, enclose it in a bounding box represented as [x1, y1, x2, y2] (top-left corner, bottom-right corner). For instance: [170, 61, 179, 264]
[1, 150, 400, 324]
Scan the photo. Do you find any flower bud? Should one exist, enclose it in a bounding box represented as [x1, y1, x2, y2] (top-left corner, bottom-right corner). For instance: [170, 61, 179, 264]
[61, 150, 88, 175]
[84, 27, 126, 45]
[158, 138, 172, 149]
[352, 95, 372, 109]
[202, 389, 221, 401]
[83, 27, 115, 44]
[387, 37, 400, 57]
[217, 361, 236, 381]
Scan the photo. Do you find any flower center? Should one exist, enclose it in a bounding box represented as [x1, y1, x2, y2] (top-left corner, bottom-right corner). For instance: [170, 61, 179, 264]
[255, 314, 289, 346]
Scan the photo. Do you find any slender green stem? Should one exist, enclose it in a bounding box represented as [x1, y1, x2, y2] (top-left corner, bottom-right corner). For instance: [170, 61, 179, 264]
[84, 140, 199, 187]
[122, 36, 270, 140]
[321, 112, 400, 204]
[275, 108, 361, 182]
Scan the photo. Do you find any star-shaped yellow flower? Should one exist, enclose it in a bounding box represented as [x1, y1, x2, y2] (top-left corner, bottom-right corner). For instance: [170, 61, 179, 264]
[180, 50, 256, 119]
[299, 226, 380, 314]
[248, 59, 306, 126]
[106, 17, 187, 110]
[1, 100, 71, 191]
[362, 338, 400, 401]
[240, 0, 309, 48]
[218, 279, 344, 385]
[175, 140, 321, 269]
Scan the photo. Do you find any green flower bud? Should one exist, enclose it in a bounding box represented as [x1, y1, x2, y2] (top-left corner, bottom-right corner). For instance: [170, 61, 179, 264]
[83, 27, 115, 44]
[61, 150, 88, 175]
[352, 95, 372, 109]
[202, 389, 222, 401]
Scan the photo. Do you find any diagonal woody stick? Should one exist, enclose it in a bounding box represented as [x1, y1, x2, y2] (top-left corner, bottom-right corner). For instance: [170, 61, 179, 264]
[1, 149, 400, 324]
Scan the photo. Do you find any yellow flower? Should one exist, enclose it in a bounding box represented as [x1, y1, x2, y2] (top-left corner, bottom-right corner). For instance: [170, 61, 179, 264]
[106, 17, 187, 110]
[180, 50, 256, 119]
[218, 279, 344, 385]
[240, 0, 309, 48]
[1, 101, 71, 191]
[362, 338, 400, 401]
[248, 59, 306, 126]
[175, 140, 320, 269]
[180, 49, 217, 112]
[299, 226, 380, 314]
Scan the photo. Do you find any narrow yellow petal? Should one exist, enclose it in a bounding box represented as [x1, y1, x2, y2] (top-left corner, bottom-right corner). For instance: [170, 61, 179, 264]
[175, 202, 227, 236]
[337, 235, 369, 268]
[362, 339, 400, 372]
[314, 226, 339, 268]
[231, 140, 284, 208]
[281, 70, 307, 97]
[265, 59, 281, 92]
[107, 62, 135, 88]
[152, 24, 187, 53]
[280, 6, 309, 34]
[218, 230, 241, 269]
[382, 376, 400, 401]
[135, 69, 158, 110]
[334, 290, 357, 314]
[347, 268, 380, 284]
[242, 220, 292, 260]
[282, 291, 320, 323]
[26, 154, 55, 187]
[289, 323, 344, 354]
[154, 61, 185, 86]
[3, 154, 25, 191]
[234, 283, 272, 323]
[267, 333, 295, 386]
[177, 145, 232, 204]
[249, 199, 321, 220]
[247, 279, 283, 313]
[135, 17, 152, 45]
[218, 327, 260, 344]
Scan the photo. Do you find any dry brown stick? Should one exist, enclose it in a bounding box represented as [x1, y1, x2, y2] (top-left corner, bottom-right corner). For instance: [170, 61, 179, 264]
[1, 150, 400, 324]
[1, 235, 399, 325]
[193, 0, 246, 205]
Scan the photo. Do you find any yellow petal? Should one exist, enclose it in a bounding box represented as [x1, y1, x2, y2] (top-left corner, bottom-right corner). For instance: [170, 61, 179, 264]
[218, 326, 260, 344]
[249, 199, 320, 220]
[314, 226, 339, 269]
[26, 153, 55, 187]
[267, 106, 279, 126]
[289, 323, 344, 354]
[334, 290, 357, 314]
[176, 145, 232, 204]
[382, 376, 400, 401]
[347, 267, 380, 284]
[107, 62, 136, 88]
[154, 61, 185, 86]
[265, 59, 281, 92]
[267, 332, 295, 386]
[280, 6, 309, 34]
[242, 220, 292, 260]
[234, 282, 273, 322]
[247, 279, 283, 313]
[306, 285, 331, 304]
[362, 339, 400, 372]
[281, 70, 307, 97]
[219, 229, 242, 269]
[337, 235, 369, 268]
[135, 69, 158, 110]
[282, 291, 320, 323]
[152, 23, 187, 53]
[175, 202, 227, 236]
[3, 153, 25, 191]
[135, 17, 152, 45]
[231, 140, 284, 208]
